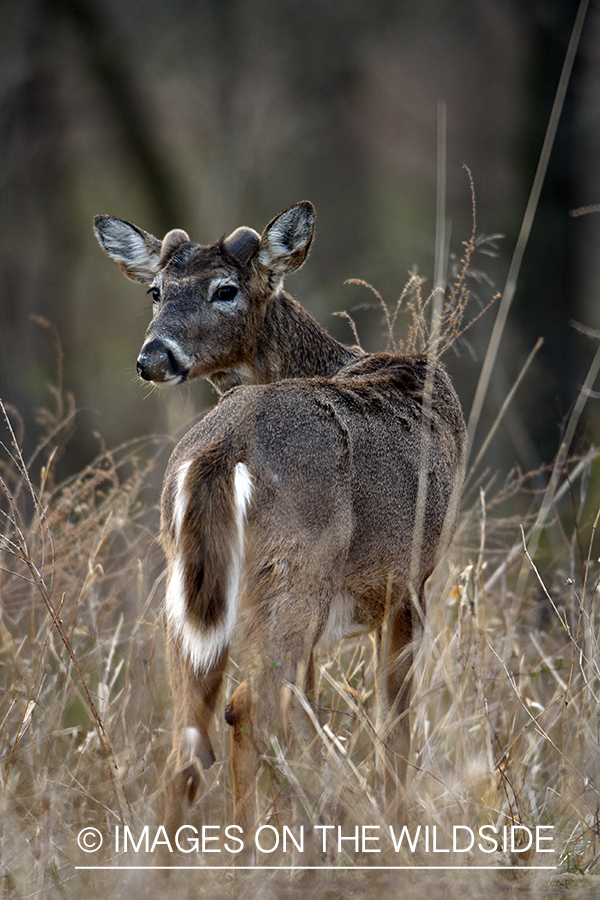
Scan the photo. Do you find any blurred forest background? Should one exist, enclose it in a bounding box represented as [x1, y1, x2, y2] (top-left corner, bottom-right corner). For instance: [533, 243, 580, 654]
[1, 0, 599, 482]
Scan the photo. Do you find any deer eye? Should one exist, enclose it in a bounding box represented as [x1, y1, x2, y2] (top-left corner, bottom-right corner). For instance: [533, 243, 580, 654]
[147, 287, 160, 304]
[213, 284, 238, 302]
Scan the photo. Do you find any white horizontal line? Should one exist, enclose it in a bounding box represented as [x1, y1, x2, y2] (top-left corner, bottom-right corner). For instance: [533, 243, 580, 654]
[76, 865, 558, 871]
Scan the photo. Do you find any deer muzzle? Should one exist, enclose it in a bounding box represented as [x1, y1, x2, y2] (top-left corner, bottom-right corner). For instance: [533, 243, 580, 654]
[137, 339, 187, 383]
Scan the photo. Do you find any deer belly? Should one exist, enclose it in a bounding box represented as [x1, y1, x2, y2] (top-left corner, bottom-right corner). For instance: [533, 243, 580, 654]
[316, 591, 368, 647]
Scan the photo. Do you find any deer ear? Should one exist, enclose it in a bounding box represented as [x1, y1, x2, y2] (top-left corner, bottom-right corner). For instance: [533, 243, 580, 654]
[223, 226, 261, 264]
[93, 215, 163, 283]
[160, 229, 190, 266]
[258, 201, 315, 275]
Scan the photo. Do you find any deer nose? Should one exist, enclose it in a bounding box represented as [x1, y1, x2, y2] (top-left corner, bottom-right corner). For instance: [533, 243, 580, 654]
[137, 340, 184, 383]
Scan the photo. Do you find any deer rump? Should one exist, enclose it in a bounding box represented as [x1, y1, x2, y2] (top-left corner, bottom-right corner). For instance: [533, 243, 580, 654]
[161, 351, 463, 733]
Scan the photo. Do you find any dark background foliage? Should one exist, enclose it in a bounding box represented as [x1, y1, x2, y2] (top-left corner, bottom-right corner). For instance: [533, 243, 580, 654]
[1, 0, 599, 478]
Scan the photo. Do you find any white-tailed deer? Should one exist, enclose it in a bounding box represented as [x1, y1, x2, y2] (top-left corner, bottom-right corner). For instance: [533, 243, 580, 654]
[94, 201, 466, 847]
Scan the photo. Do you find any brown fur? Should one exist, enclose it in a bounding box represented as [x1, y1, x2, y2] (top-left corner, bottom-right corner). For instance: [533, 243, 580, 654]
[94, 201, 467, 849]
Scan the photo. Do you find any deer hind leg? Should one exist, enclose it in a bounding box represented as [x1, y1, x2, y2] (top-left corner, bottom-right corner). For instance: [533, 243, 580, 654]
[375, 596, 416, 822]
[162, 634, 228, 844]
[224, 609, 322, 840]
[223, 679, 258, 841]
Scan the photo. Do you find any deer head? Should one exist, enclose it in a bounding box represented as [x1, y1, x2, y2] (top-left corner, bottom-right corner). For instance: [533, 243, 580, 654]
[94, 201, 316, 389]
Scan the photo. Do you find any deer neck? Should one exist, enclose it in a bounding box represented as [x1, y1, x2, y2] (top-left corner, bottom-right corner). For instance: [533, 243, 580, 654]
[209, 292, 362, 393]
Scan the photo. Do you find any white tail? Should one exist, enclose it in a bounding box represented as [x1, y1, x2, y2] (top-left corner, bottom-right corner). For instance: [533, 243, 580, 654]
[94, 201, 467, 846]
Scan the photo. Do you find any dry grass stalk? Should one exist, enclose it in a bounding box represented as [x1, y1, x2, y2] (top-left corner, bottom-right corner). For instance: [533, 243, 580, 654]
[344, 171, 501, 361]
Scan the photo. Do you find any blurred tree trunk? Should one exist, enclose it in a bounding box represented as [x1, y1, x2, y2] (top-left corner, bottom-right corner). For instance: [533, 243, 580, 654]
[515, 0, 586, 461]
[45, 0, 186, 233]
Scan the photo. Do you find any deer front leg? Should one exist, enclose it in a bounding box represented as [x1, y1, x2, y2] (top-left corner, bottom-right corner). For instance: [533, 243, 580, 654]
[162, 634, 228, 846]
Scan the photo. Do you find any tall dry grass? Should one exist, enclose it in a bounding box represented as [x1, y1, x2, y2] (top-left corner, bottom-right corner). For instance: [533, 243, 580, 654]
[1, 208, 600, 900]
[0, 387, 172, 898]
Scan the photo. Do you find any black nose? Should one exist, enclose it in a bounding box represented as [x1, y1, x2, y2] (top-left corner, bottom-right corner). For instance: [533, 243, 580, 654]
[137, 340, 183, 382]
